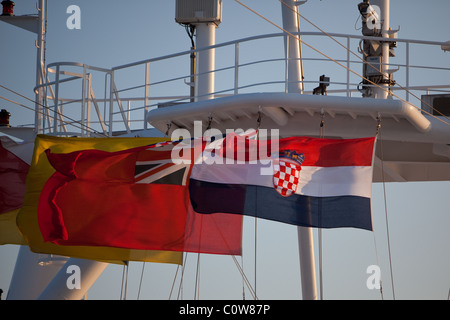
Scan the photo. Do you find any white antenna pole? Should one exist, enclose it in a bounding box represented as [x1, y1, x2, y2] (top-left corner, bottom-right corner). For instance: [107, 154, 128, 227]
[35, 0, 45, 133]
[37, 258, 108, 300]
[372, 0, 390, 100]
[281, 0, 305, 94]
[6, 246, 68, 300]
[175, 0, 222, 102]
[281, 0, 318, 300]
[194, 22, 216, 101]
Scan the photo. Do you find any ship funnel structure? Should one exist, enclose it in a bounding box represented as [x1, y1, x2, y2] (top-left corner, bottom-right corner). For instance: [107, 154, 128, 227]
[176, 0, 222, 101]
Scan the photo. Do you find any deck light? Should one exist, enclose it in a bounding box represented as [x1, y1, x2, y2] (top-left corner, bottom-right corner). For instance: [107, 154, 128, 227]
[1, 0, 14, 16]
[0, 109, 11, 126]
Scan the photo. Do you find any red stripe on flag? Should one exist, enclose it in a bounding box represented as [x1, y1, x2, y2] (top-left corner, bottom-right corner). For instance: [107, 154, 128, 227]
[279, 136, 375, 167]
[218, 133, 375, 167]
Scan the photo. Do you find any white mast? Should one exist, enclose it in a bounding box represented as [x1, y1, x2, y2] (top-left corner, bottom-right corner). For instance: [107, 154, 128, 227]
[35, 0, 45, 133]
[38, 258, 108, 300]
[281, 0, 305, 94]
[358, 0, 394, 99]
[175, 0, 222, 102]
[372, 0, 391, 100]
[3, 1, 110, 300]
[281, 0, 318, 300]
[6, 247, 67, 300]
[0, 0, 45, 139]
[0, 0, 63, 300]
[195, 22, 216, 101]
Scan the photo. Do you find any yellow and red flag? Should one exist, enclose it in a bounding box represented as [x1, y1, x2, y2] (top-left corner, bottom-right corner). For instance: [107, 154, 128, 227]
[17, 135, 185, 264]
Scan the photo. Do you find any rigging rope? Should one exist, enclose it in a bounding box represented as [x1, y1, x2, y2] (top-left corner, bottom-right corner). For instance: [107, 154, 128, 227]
[137, 262, 146, 300]
[371, 224, 385, 300]
[196, 202, 257, 300]
[120, 261, 129, 300]
[241, 255, 246, 300]
[254, 215, 257, 300]
[231, 255, 258, 300]
[376, 119, 396, 300]
[194, 253, 201, 300]
[371, 115, 385, 300]
[318, 111, 324, 300]
[253, 110, 263, 300]
[169, 264, 180, 300]
[176, 253, 189, 300]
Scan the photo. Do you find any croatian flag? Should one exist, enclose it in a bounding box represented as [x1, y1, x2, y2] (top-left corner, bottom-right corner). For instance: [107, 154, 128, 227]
[189, 133, 376, 231]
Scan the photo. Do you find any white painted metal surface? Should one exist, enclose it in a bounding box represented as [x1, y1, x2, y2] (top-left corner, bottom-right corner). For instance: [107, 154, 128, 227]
[281, 0, 317, 301]
[195, 23, 216, 101]
[147, 92, 432, 134]
[371, 0, 390, 100]
[37, 258, 108, 300]
[7, 246, 67, 300]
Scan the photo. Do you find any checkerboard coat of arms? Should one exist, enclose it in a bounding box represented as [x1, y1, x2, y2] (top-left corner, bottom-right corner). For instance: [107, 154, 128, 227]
[272, 150, 305, 197]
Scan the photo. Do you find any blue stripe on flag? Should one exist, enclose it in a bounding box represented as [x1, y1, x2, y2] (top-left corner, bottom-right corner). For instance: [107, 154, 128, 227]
[189, 179, 372, 231]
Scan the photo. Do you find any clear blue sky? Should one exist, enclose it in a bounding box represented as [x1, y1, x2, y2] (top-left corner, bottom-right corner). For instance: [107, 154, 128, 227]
[0, 0, 449, 300]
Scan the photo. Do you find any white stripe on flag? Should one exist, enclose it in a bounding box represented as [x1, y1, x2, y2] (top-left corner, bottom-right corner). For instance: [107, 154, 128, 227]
[191, 152, 372, 198]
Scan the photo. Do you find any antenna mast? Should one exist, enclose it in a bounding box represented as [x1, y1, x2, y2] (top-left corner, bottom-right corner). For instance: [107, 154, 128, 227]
[175, 0, 223, 102]
[281, 0, 318, 300]
[358, 0, 396, 99]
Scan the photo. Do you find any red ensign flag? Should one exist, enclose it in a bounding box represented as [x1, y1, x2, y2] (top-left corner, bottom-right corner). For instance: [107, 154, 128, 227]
[38, 141, 242, 255]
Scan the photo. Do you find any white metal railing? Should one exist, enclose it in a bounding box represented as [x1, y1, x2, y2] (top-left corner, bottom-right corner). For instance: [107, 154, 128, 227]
[37, 32, 450, 137]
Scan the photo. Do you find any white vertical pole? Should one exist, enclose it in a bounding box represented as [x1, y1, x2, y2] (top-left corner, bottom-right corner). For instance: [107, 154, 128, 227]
[108, 72, 114, 137]
[297, 226, 317, 300]
[7, 246, 68, 300]
[372, 0, 390, 100]
[87, 74, 92, 134]
[195, 23, 216, 101]
[406, 42, 410, 102]
[281, 0, 304, 94]
[38, 258, 108, 300]
[52, 64, 60, 133]
[144, 62, 150, 129]
[234, 42, 239, 95]
[81, 65, 87, 136]
[347, 37, 351, 97]
[35, 0, 45, 133]
[281, 0, 318, 300]
[381, 0, 390, 98]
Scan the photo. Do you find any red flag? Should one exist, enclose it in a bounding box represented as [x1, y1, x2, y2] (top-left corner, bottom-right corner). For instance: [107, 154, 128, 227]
[38, 141, 242, 255]
[0, 137, 31, 214]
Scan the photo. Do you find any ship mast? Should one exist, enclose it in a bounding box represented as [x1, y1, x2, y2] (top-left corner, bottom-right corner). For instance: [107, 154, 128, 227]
[35, 0, 45, 133]
[3, 0, 109, 300]
[374, 0, 391, 100]
[280, 0, 318, 301]
[289, 0, 395, 300]
[358, 0, 395, 99]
